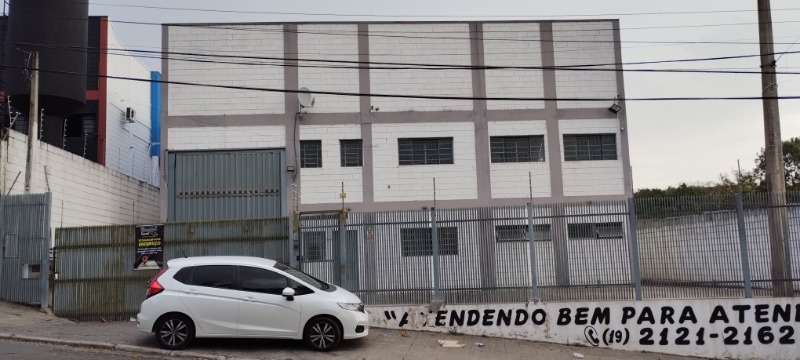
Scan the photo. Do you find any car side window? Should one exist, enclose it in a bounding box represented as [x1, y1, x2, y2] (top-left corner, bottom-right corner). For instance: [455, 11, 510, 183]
[289, 279, 314, 296]
[189, 265, 235, 289]
[240, 266, 289, 295]
[173, 267, 194, 284]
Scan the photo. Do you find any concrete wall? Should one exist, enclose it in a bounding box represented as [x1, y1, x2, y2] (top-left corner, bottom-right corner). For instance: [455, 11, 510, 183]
[106, 24, 158, 185]
[299, 124, 363, 204]
[559, 119, 625, 196]
[369, 298, 800, 360]
[163, 20, 633, 216]
[638, 209, 800, 290]
[2, 131, 160, 233]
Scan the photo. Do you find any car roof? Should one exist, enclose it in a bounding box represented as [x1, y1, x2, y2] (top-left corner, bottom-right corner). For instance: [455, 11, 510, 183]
[167, 256, 278, 268]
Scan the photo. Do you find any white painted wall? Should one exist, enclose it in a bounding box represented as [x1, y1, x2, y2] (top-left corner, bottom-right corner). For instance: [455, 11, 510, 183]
[638, 210, 800, 291]
[167, 126, 286, 151]
[369, 24, 473, 112]
[372, 122, 477, 202]
[488, 120, 551, 198]
[2, 132, 160, 236]
[299, 124, 363, 204]
[106, 25, 157, 185]
[167, 25, 285, 116]
[559, 119, 625, 196]
[297, 25, 360, 113]
[553, 21, 618, 109]
[483, 23, 545, 110]
[370, 298, 800, 360]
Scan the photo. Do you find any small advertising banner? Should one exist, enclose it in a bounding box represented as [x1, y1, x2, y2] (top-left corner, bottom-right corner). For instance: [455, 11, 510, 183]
[134, 224, 164, 271]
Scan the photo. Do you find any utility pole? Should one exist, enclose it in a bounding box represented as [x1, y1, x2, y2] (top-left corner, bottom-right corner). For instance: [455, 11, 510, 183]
[757, 0, 793, 297]
[23, 51, 39, 193]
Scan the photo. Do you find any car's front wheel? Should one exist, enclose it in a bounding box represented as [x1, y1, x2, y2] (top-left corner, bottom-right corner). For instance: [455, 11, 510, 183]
[304, 317, 342, 351]
[155, 313, 195, 350]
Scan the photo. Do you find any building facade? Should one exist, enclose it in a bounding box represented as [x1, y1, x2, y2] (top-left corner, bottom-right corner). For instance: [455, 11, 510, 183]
[1, 16, 161, 186]
[161, 20, 632, 221]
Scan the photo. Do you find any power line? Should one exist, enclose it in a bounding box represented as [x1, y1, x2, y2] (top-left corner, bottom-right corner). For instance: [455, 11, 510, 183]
[73, 1, 800, 19]
[9, 40, 800, 76]
[16, 15, 800, 47]
[4, 63, 800, 102]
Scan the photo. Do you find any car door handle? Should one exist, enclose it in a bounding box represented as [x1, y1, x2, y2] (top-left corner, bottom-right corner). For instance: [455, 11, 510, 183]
[183, 289, 198, 295]
[242, 296, 256, 302]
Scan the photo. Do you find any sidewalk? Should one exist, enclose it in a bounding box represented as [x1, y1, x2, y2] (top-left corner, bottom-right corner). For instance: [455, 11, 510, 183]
[0, 302, 698, 360]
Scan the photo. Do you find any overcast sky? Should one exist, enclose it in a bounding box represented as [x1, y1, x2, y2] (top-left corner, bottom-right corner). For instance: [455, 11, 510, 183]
[88, 0, 800, 190]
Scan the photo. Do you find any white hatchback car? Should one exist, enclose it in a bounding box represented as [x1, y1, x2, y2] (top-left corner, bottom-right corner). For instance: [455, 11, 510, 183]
[136, 256, 369, 351]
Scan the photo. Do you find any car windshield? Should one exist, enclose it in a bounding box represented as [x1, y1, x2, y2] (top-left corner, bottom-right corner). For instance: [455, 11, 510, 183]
[275, 263, 329, 290]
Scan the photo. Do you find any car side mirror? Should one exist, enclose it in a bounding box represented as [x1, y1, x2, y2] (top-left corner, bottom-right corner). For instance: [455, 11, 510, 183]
[282, 287, 296, 301]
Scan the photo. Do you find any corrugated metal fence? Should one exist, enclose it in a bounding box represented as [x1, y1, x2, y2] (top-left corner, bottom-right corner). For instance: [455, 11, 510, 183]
[0, 193, 51, 307]
[53, 217, 290, 321]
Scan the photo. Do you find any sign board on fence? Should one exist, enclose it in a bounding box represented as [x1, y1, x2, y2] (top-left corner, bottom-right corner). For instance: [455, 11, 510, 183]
[134, 224, 164, 271]
[369, 298, 800, 359]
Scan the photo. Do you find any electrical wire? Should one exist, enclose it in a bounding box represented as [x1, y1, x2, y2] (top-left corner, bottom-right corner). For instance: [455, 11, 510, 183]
[7, 40, 800, 76]
[4, 63, 800, 102]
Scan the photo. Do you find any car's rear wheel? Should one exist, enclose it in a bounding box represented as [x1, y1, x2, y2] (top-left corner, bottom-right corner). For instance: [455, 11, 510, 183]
[155, 313, 195, 350]
[304, 317, 342, 351]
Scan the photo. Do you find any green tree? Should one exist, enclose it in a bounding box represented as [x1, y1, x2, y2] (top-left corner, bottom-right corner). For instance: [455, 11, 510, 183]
[751, 137, 800, 191]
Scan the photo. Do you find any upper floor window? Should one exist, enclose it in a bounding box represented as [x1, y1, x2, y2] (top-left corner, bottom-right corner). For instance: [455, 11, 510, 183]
[300, 140, 322, 168]
[490, 136, 546, 163]
[398, 137, 454, 165]
[340, 139, 363, 167]
[563, 134, 617, 161]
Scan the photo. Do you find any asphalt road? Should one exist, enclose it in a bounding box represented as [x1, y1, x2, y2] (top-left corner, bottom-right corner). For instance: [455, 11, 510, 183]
[0, 339, 163, 360]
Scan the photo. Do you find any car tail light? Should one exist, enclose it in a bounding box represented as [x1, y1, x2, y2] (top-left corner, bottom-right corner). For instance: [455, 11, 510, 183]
[146, 267, 168, 298]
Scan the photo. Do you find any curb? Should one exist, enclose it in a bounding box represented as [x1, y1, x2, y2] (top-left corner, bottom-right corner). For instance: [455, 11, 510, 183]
[0, 333, 258, 360]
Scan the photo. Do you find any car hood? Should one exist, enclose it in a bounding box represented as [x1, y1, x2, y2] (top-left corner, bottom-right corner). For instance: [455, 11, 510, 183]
[320, 285, 362, 303]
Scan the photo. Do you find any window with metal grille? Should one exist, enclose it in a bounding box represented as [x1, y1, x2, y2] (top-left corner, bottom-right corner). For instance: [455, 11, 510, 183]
[300, 140, 322, 168]
[398, 138, 454, 165]
[400, 227, 458, 256]
[340, 139, 363, 167]
[495, 224, 551, 242]
[567, 222, 624, 239]
[302, 231, 326, 261]
[563, 134, 617, 161]
[490, 136, 546, 163]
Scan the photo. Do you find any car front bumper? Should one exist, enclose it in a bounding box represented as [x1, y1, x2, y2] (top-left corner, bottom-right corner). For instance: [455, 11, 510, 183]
[341, 310, 369, 340]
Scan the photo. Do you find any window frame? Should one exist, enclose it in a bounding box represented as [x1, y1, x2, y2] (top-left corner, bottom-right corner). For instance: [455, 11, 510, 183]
[340, 139, 363, 167]
[302, 231, 327, 262]
[398, 137, 454, 166]
[300, 140, 323, 168]
[400, 227, 459, 257]
[495, 224, 552, 242]
[562, 133, 618, 161]
[567, 222, 625, 240]
[490, 135, 546, 163]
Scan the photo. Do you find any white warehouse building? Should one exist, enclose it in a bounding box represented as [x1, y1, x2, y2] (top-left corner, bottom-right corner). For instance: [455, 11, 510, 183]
[160, 20, 633, 221]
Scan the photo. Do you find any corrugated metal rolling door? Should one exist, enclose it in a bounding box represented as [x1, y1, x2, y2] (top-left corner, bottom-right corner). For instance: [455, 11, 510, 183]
[168, 150, 286, 221]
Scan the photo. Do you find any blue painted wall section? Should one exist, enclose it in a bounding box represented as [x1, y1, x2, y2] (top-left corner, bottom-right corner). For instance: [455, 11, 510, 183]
[150, 71, 162, 157]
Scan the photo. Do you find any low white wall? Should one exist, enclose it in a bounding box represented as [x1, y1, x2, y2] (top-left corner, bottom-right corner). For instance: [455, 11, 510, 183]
[2, 131, 160, 234]
[368, 298, 800, 360]
[638, 209, 800, 290]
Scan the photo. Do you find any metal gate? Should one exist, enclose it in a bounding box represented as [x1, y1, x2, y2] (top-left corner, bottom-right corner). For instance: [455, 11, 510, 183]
[168, 149, 286, 221]
[299, 211, 360, 291]
[0, 193, 51, 307]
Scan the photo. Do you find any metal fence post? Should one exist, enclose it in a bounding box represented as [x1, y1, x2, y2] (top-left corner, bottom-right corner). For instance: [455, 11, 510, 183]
[526, 203, 541, 301]
[40, 192, 52, 309]
[626, 198, 643, 301]
[430, 207, 442, 303]
[338, 210, 347, 287]
[735, 193, 754, 298]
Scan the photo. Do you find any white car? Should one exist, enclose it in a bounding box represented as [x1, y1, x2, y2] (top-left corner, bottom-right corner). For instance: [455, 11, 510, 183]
[136, 256, 369, 351]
